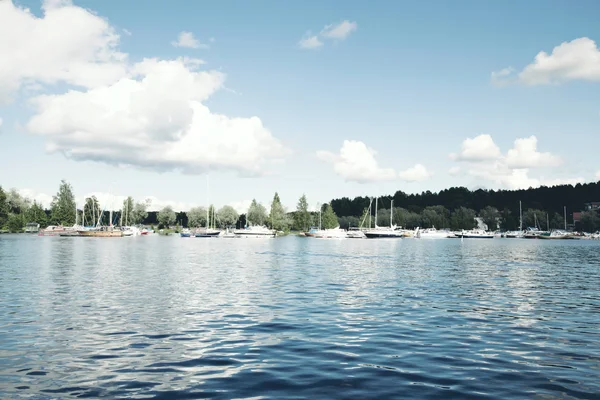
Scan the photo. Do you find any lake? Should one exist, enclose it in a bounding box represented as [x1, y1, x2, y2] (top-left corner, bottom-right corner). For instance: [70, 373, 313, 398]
[1, 235, 599, 399]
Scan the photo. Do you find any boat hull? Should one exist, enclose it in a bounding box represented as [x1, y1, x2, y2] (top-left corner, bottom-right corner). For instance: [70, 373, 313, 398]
[365, 233, 403, 239]
[195, 231, 220, 237]
[78, 230, 123, 237]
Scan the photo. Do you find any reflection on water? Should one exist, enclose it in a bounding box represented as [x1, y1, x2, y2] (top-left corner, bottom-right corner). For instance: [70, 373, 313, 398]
[1, 235, 599, 399]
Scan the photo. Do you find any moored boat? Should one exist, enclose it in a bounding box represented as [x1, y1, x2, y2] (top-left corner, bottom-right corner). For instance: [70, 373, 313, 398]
[456, 229, 494, 239]
[233, 225, 276, 238]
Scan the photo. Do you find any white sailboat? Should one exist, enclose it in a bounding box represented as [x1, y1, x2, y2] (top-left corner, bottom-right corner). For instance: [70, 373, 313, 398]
[195, 175, 220, 237]
[365, 198, 403, 239]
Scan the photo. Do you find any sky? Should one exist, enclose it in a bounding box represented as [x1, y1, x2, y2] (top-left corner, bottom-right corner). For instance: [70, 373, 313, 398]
[1, 0, 599, 213]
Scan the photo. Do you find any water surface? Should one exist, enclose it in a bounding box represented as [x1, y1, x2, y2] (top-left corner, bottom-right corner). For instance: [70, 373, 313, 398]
[1, 235, 599, 399]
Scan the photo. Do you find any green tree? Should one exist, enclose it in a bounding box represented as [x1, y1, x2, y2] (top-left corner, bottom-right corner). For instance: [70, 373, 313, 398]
[7, 213, 24, 233]
[6, 189, 31, 215]
[479, 206, 500, 231]
[499, 208, 518, 231]
[550, 212, 564, 230]
[294, 194, 311, 231]
[269, 192, 287, 231]
[83, 196, 100, 226]
[50, 180, 76, 226]
[158, 206, 176, 228]
[450, 207, 477, 230]
[321, 204, 339, 229]
[130, 200, 149, 225]
[524, 209, 545, 229]
[187, 206, 207, 227]
[421, 205, 450, 229]
[247, 199, 267, 226]
[25, 201, 47, 227]
[121, 196, 134, 226]
[0, 186, 8, 228]
[580, 210, 600, 232]
[217, 205, 239, 228]
[359, 206, 372, 228]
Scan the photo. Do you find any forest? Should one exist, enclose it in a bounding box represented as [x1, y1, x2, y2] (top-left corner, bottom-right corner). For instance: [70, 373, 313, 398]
[329, 182, 600, 232]
[1, 180, 599, 233]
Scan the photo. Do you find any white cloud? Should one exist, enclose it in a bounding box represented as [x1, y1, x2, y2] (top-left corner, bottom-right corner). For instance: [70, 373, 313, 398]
[451, 134, 572, 189]
[298, 20, 357, 49]
[17, 188, 54, 209]
[316, 140, 396, 183]
[451, 134, 502, 162]
[398, 164, 432, 182]
[299, 35, 323, 49]
[26, 57, 289, 176]
[596, 171, 600, 181]
[490, 67, 515, 86]
[493, 37, 600, 85]
[505, 136, 562, 168]
[0, 117, 3, 131]
[320, 20, 357, 40]
[171, 31, 208, 49]
[0, 0, 127, 103]
[448, 166, 461, 176]
[123, 28, 132, 36]
[229, 200, 252, 215]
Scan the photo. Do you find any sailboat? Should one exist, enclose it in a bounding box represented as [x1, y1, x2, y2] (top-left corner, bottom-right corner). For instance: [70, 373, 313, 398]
[365, 198, 403, 239]
[195, 175, 220, 237]
[78, 194, 123, 237]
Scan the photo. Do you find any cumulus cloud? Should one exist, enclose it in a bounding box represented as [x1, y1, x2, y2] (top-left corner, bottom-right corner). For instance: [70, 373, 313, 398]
[3, 1, 287, 176]
[505, 136, 562, 168]
[27, 58, 288, 175]
[0, 0, 127, 103]
[299, 20, 357, 50]
[320, 20, 357, 40]
[398, 164, 432, 182]
[171, 31, 208, 49]
[492, 37, 600, 85]
[451, 134, 502, 161]
[451, 134, 575, 189]
[299, 35, 323, 49]
[316, 140, 396, 183]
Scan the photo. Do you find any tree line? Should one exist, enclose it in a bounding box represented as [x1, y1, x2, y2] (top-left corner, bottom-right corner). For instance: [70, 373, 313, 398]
[2, 180, 599, 233]
[329, 182, 600, 232]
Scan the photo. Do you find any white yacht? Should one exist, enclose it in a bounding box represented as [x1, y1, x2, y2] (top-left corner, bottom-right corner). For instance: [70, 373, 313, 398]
[457, 229, 494, 239]
[415, 227, 450, 239]
[314, 227, 347, 239]
[233, 225, 276, 238]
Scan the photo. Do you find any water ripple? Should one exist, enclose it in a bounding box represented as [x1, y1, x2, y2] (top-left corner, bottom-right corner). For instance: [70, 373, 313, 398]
[1, 235, 599, 398]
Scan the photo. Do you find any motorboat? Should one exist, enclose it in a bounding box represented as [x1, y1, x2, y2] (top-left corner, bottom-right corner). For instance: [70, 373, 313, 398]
[314, 227, 347, 239]
[233, 225, 276, 238]
[414, 227, 449, 239]
[456, 229, 494, 239]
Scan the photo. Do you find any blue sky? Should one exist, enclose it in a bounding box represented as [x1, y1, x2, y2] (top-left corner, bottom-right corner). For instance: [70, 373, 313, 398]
[1, 0, 599, 212]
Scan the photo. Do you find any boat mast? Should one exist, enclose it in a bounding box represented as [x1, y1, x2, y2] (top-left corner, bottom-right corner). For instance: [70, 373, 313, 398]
[519, 201, 522, 232]
[368, 198, 372, 229]
[390, 199, 393, 228]
[564, 206, 567, 230]
[546, 213, 549, 231]
[206, 174, 209, 230]
[375, 197, 378, 227]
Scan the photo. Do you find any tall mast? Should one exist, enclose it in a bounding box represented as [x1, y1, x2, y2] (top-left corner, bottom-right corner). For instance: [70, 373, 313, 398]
[390, 199, 393, 228]
[375, 197, 378, 227]
[368, 198, 372, 228]
[206, 174, 209, 230]
[519, 201, 522, 231]
[564, 206, 567, 230]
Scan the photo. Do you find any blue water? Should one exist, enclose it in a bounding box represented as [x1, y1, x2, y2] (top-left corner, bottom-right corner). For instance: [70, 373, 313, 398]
[1, 235, 599, 399]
